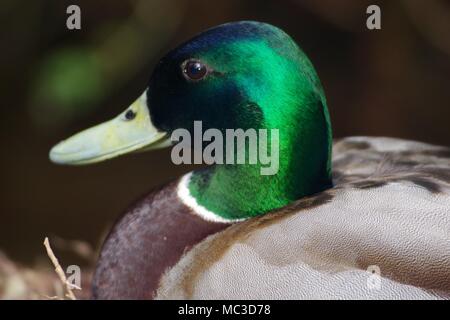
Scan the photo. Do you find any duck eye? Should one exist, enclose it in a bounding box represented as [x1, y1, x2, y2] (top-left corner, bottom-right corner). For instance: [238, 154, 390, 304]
[124, 109, 136, 121]
[182, 60, 208, 81]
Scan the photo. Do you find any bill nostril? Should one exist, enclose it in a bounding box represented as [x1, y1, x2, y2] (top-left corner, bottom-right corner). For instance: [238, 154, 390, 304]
[125, 109, 136, 120]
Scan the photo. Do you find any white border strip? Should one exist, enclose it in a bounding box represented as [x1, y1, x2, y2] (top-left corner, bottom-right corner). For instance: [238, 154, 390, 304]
[177, 172, 246, 224]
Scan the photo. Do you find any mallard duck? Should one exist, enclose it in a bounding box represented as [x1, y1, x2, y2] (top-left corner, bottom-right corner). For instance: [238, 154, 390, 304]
[49, 21, 450, 299]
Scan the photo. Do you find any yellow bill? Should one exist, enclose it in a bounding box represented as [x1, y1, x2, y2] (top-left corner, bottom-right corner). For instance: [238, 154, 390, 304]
[49, 91, 170, 165]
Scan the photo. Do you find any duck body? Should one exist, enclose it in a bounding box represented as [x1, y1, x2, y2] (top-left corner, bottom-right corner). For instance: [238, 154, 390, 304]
[92, 181, 230, 299]
[91, 136, 450, 299]
[155, 137, 450, 299]
[49, 21, 450, 299]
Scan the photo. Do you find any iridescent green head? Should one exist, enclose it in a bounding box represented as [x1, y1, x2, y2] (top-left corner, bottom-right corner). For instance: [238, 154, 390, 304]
[50, 21, 332, 220]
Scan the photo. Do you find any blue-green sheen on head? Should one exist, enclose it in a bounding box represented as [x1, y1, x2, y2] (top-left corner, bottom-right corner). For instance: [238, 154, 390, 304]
[49, 21, 332, 220]
[148, 21, 332, 220]
[148, 21, 327, 132]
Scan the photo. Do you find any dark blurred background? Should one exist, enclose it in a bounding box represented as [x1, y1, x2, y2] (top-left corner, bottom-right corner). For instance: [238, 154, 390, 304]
[1, 0, 449, 267]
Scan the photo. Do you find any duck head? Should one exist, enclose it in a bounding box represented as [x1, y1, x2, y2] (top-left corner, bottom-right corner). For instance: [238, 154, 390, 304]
[50, 21, 332, 221]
